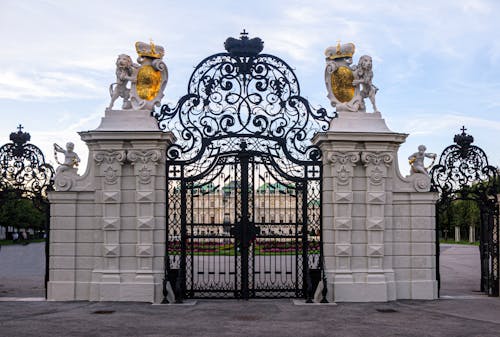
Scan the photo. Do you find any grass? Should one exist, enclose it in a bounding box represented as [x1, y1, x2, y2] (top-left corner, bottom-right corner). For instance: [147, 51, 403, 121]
[0, 238, 45, 246]
[440, 239, 480, 246]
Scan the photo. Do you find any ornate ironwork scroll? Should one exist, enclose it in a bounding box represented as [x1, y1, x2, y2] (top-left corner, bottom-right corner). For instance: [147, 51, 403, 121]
[431, 127, 499, 296]
[154, 32, 335, 302]
[0, 125, 55, 297]
[0, 125, 55, 199]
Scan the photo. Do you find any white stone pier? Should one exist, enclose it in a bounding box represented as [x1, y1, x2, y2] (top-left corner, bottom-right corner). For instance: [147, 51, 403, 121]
[313, 111, 438, 302]
[47, 109, 174, 302]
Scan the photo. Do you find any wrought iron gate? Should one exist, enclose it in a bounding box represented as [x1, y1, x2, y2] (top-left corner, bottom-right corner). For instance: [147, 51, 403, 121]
[0, 125, 55, 297]
[431, 127, 499, 296]
[153, 32, 334, 301]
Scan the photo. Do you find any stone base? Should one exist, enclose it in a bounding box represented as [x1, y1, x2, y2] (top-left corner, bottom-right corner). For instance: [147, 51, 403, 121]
[328, 111, 393, 133]
[95, 109, 160, 131]
[47, 281, 75, 301]
[394, 280, 438, 299]
[332, 282, 389, 302]
[328, 272, 396, 302]
[86, 272, 163, 303]
[90, 282, 157, 302]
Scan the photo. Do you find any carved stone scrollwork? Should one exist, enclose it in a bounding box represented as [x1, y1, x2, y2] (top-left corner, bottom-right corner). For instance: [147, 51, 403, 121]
[361, 152, 393, 167]
[361, 152, 393, 186]
[126, 149, 163, 164]
[328, 151, 360, 165]
[54, 172, 76, 191]
[368, 166, 384, 186]
[413, 173, 431, 192]
[328, 151, 360, 185]
[127, 149, 163, 185]
[103, 166, 119, 185]
[94, 150, 127, 165]
[94, 150, 126, 186]
[138, 166, 152, 184]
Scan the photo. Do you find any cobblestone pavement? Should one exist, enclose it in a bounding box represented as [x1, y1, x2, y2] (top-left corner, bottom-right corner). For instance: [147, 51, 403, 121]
[0, 243, 499, 337]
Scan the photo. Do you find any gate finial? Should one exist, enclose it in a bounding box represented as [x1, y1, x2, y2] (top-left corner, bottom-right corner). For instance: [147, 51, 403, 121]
[453, 126, 474, 154]
[224, 32, 264, 57]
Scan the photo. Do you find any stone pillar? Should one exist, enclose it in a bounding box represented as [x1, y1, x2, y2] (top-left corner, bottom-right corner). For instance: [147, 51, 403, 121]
[313, 111, 438, 302]
[48, 109, 174, 303]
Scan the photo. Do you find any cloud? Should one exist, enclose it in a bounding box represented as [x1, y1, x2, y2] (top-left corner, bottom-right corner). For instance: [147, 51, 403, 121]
[0, 71, 103, 100]
[402, 113, 500, 137]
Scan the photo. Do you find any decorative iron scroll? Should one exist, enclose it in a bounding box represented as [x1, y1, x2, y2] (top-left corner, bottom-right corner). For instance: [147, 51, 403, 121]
[431, 126, 499, 297]
[430, 127, 497, 200]
[0, 125, 55, 299]
[156, 33, 332, 301]
[153, 32, 335, 170]
[0, 125, 55, 200]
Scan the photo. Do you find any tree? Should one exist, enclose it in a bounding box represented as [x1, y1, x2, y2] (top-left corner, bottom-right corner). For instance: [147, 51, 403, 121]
[438, 199, 480, 241]
[0, 191, 45, 230]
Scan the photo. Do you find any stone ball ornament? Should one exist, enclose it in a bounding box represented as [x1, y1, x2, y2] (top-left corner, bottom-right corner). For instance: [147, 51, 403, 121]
[108, 40, 169, 111]
[324, 42, 378, 113]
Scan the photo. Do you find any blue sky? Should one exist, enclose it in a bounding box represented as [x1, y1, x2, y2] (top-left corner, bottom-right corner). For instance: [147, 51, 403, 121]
[1, 0, 499, 174]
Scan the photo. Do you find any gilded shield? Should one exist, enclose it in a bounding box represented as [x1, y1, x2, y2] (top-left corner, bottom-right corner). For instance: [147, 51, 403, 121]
[330, 66, 355, 103]
[136, 65, 162, 101]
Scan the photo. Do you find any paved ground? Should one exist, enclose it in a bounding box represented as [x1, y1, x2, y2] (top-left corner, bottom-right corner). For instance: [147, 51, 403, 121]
[0, 242, 45, 297]
[439, 244, 483, 297]
[0, 243, 499, 337]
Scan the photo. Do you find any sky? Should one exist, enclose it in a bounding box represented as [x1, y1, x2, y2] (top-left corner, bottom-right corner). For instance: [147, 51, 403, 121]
[1, 0, 499, 175]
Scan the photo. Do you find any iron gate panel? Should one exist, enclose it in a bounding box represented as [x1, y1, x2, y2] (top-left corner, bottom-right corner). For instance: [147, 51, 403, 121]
[154, 32, 334, 301]
[0, 125, 55, 297]
[431, 127, 499, 297]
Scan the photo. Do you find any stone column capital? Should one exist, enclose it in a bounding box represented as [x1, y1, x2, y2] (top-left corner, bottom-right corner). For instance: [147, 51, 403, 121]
[360, 151, 393, 167]
[94, 150, 127, 165]
[127, 149, 163, 165]
[327, 151, 360, 166]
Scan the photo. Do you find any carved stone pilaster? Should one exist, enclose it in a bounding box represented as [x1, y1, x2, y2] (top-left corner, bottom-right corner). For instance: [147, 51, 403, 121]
[329, 151, 360, 188]
[94, 150, 126, 270]
[327, 151, 360, 274]
[361, 151, 393, 278]
[127, 149, 163, 271]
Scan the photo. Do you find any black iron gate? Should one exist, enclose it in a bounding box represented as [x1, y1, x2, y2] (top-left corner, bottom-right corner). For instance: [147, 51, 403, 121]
[431, 127, 499, 296]
[153, 32, 334, 301]
[0, 125, 55, 297]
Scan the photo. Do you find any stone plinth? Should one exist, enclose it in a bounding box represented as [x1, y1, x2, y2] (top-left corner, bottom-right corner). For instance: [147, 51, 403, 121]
[313, 112, 438, 302]
[47, 109, 174, 303]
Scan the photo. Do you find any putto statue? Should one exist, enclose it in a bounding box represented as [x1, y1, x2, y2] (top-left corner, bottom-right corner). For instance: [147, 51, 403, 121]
[324, 42, 378, 113]
[54, 142, 80, 174]
[408, 145, 436, 175]
[108, 40, 169, 111]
